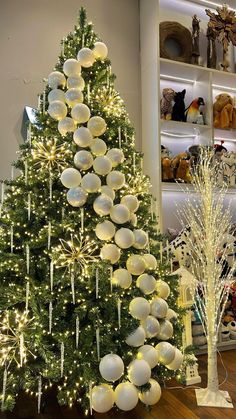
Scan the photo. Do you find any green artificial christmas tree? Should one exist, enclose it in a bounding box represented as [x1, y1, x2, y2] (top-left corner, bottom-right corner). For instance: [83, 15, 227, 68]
[0, 8, 183, 414]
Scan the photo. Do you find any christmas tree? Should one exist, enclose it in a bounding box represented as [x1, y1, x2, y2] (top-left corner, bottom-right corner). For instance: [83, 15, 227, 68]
[0, 8, 183, 414]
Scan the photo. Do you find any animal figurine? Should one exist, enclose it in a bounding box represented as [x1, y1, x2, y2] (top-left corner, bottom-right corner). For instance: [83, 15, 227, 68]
[221, 151, 236, 187]
[185, 97, 205, 123]
[160, 88, 175, 120]
[213, 93, 236, 129]
[161, 145, 174, 181]
[171, 89, 186, 122]
[175, 158, 192, 182]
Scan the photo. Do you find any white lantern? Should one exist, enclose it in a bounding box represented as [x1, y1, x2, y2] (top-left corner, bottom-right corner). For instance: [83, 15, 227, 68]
[63, 58, 81, 77]
[142, 315, 160, 338]
[136, 274, 156, 295]
[48, 101, 67, 121]
[100, 243, 120, 264]
[93, 156, 112, 176]
[100, 185, 115, 200]
[93, 194, 113, 216]
[60, 168, 81, 189]
[65, 88, 83, 107]
[156, 280, 170, 300]
[66, 187, 87, 207]
[130, 213, 137, 227]
[71, 103, 90, 123]
[99, 354, 124, 382]
[126, 326, 146, 347]
[74, 150, 93, 171]
[137, 345, 159, 369]
[90, 138, 107, 156]
[151, 298, 168, 319]
[81, 173, 101, 193]
[106, 171, 125, 190]
[92, 384, 114, 413]
[48, 71, 66, 89]
[139, 379, 161, 406]
[48, 89, 65, 103]
[157, 320, 173, 340]
[95, 220, 116, 241]
[129, 297, 150, 320]
[143, 254, 157, 271]
[106, 148, 124, 167]
[112, 268, 132, 289]
[73, 127, 93, 148]
[128, 360, 151, 386]
[110, 204, 130, 225]
[114, 382, 138, 411]
[77, 47, 95, 67]
[93, 42, 108, 60]
[166, 308, 178, 321]
[166, 348, 183, 370]
[121, 195, 139, 213]
[155, 342, 176, 365]
[67, 75, 85, 90]
[133, 229, 148, 249]
[114, 228, 134, 249]
[58, 117, 76, 136]
[126, 255, 146, 276]
[87, 116, 106, 136]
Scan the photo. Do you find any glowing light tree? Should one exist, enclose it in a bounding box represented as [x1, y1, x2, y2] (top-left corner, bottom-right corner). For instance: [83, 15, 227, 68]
[0, 8, 183, 414]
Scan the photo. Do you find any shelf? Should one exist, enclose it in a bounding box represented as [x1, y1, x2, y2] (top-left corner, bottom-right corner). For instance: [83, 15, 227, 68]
[161, 120, 211, 137]
[214, 129, 236, 143]
[196, 339, 236, 355]
[162, 182, 236, 195]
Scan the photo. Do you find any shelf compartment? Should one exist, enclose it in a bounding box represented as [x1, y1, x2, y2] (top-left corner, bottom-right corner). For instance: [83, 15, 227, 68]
[160, 119, 212, 136]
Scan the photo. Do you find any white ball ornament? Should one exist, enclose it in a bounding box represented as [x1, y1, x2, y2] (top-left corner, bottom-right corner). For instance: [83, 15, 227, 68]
[126, 255, 146, 276]
[166, 308, 178, 321]
[63, 58, 81, 77]
[93, 194, 113, 216]
[71, 103, 90, 123]
[142, 316, 160, 338]
[143, 254, 157, 270]
[91, 384, 114, 413]
[129, 297, 150, 320]
[73, 127, 93, 148]
[60, 168, 81, 189]
[137, 345, 159, 369]
[100, 243, 120, 264]
[121, 195, 139, 213]
[157, 320, 174, 340]
[156, 280, 170, 300]
[155, 342, 176, 365]
[93, 156, 112, 176]
[130, 213, 137, 227]
[66, 187, 87, 207]
[151, 298, 168, 319]
[112, 268, 132, 289]
[136, 274, 156, 295]
[166, 348, 183, 370]
[114, 382, 138, 411]
[48, 101, 67, 121]
[67, 75, 85, 90]
[65, 88, 83, 107]
[95, 220, 116, 241]
[93, 42, 108, 60]
[48, 71, 66, 89]
[81, 173, 101, 193]
[133, 229, 149, 249]
[74, 150, 93, 171]
[100, 185, 115, 200]
[106, 148, 124, 167]
[110, 204, 130, 225]
[87, 116, 106, 136]
[77, 47, 95, 67]
[128, 360, 151, 387]
[126, 326, 146, 347]
[106, 171, 125, 190]
[114, 228, 134, 249]
[139, 379, 161, 406]
[99, 354, 124, 382]
[90, 138, 107, 156]
[58, 117, 76, 136]
[48, 89, 65, 103]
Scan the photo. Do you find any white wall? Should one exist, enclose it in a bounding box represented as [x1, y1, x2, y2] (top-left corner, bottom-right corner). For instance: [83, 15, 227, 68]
[0, 0, 141, 179]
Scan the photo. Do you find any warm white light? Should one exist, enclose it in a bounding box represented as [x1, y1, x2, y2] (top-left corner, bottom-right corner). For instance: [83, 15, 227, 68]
[212, 84, 236, 93]
[161, 130, 197, 138]
[160, 74, 195, 85]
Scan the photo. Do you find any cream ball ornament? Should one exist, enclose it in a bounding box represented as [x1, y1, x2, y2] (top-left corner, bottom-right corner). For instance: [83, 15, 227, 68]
[93, 41, 108, 60]
[74, 150, 93, 171]
[143, 254, 157, 270]
[157, 320, 174, 341]
[95, 220, 116, 241]
[99, 354, 124, 382]
[155, 342, 176, 365]
[130, 213, 137, 227]
[100, 243, 120, 264]
[93, 156, 112, 176]
[48, 89, 65, 103]
[90, 138, 107, 156]
[81, 173, 101, 193]
[91, 384, 115, 413]
[129, 297, 150, 320]
[126, 326, 146, 347]
[73, 127, 93, 148]
[63, 58, 81, 77]
[114, 382, 138, 411]
[156, 280, 170, 300]
[65, 88, 83, 107]
[121, 195, 139, 213]
[137, 274, 156, 295]
[48, 71, 66, 89]
[93, 194, 113, 216]
[133, 229, 149, 249]
[137, 345, 159, 369]
[114, 228, 134, 249]
[58, 117, 76, 136]
[77, 47, 95, 67]
[126, 254, 146, 276]
[110, 204, 130, 225]
[60, 168, 81, 189]
[106, 148, 124, 167]
[166, 308, 178, 321]
[67, 187, 87, 207]
[166, 348, 183, 370]
[106, 171, 125, 190]
[71, 103, 90, 123]
[151, 297, 168, 319]
[67, 75, 85, 90]
[142, 316, 160, 338]
[87, 116, 106, 136]
[48, 101, 67, 121]
[139, 379, 161, 406]
[112, 268, 132, 289]
[128, 360, 151, 387]
[100, 185, 115, 200]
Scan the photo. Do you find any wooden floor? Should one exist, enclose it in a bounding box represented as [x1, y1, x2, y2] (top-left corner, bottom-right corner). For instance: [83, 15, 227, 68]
[1, 351, 236, 419]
